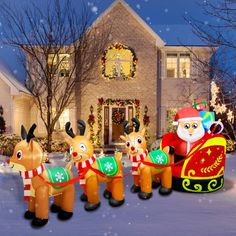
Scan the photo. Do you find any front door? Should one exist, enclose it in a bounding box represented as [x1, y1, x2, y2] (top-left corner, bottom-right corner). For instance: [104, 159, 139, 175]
[104, 106, 133, 145]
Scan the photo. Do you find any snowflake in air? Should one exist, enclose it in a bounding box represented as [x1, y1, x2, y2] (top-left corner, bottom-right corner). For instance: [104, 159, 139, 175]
[105, 162, 113, 172]
[155, 155, 164, 164]
[55, 172, 65, 182]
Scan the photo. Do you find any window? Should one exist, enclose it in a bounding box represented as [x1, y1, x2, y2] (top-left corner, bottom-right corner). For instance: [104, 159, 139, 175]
[47, 53, 70, 77]
[179, 54, 190, 78]
[166, 54, 178, 78]
[59, 109, 69, 130]
[166, 53, 191, 78]
[101, 43, 137, 80]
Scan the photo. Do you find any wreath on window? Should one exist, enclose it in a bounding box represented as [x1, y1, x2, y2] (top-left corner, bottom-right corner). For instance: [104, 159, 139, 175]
[101, 43, 138, 80]
[112, 110, 125, 125]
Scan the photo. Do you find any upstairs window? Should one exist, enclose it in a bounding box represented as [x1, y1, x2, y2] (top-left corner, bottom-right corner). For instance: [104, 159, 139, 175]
[47, 53, 70, 77]
[166, 54, 178, 78]
[179, 54, 190, 78]
[166, 53, 191, 79]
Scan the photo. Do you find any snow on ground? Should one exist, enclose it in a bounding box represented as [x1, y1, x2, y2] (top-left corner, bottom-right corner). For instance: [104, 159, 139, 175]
[0, 153, 236, 236]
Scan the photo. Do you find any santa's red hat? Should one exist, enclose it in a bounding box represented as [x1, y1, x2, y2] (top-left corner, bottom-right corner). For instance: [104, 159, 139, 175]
[173, 107, 202, 126]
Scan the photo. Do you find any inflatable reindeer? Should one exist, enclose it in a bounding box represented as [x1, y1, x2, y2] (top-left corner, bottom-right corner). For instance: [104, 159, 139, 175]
[65, 120, 124, 211]
[7, 124, 74, 227]
[120, 118, 174, 200]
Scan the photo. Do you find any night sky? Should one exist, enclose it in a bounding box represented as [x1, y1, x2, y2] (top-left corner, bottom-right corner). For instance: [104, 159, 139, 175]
[0, 0, 214, 82]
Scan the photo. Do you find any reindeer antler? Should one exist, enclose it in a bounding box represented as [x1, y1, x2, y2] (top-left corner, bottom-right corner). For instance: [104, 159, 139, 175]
[77, 120, 86, 136]
[65, 122, 75, 138]
[27, 123, 36, 142]
[132, 118, 140, 132]
[123, 120, 130, 134]
[21, 125, 27, 140]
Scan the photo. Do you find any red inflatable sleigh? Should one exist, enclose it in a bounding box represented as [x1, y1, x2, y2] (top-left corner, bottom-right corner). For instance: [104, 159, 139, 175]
[161, 133, 226, 193]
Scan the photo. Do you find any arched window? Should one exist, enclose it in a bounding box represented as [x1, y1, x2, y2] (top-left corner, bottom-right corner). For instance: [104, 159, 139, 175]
[101, 43, 137, 80]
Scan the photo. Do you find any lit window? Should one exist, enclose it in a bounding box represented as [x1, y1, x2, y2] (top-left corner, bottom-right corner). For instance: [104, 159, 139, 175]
[59, 109, 69, 130]
[47, 53, 70, 77]
[102, 43, 137, 80]
[166, 53, 191, 78]
[179, 54, 190, 78]
[166, 54, 178, 78]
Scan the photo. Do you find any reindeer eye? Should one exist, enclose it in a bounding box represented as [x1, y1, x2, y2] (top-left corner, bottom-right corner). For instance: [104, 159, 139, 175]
[126, 141, 130, 147]
[16, 150, 22, 160]
[79, 143, 86, 151]
[70, 146, 73, 154]
[137, 138, 142, 144]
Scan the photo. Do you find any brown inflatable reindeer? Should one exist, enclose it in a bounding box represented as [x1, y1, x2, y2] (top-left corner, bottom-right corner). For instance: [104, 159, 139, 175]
[120, 118, 174, 200]
[65, 120, 124, 211]
[7, 124, 74, 227]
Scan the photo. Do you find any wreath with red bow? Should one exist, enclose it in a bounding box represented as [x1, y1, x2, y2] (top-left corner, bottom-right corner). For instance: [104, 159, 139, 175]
[112, 110, 125, 125]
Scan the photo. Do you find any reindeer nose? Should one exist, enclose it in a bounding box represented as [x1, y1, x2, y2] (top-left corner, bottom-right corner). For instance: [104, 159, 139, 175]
[6, 159, 10, 165]
[131, 146, 135, 151]
[72, 152, 78, 157]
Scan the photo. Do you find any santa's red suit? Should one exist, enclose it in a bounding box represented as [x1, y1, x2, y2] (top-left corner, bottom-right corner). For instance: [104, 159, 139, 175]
[161, 132, 209, 157]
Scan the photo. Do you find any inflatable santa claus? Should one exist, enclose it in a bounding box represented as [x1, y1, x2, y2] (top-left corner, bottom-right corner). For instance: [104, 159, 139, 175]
[162, 107, 208, 161]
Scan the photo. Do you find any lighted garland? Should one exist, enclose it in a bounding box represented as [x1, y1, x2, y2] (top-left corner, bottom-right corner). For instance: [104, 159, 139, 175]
[96, 98, 140, 147]
[143, 105, 150, 147]
[112, 110, 125, 125]
[101, 43, 138, 80]
[87, 105, 96, 144]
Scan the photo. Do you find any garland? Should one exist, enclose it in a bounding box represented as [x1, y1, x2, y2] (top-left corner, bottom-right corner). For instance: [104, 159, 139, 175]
[143, 105, 150, 147]
[87, 105, 96, 144]
[101, 43, 138, 80]
[96, 98, 140, 147]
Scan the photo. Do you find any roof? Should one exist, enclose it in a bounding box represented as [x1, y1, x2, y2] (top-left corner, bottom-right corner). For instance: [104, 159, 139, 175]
[91, 0, 165, 47]
[0, 63, 31, 96]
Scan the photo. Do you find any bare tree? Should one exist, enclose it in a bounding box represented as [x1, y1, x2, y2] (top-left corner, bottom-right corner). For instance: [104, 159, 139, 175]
[0, 0, 111, 152]
[185, 0, 236, 140]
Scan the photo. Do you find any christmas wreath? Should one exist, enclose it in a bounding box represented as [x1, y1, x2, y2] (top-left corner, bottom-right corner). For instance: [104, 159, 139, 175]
[112, 110, 125, 125]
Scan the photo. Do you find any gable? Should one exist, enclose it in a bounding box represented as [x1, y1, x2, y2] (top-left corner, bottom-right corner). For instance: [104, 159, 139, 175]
[0, 64, 31, 96]
[91, 0, 165, 47]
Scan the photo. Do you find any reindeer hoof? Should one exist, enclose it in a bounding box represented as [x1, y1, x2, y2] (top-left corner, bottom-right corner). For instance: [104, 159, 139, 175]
[58, 210, 73, 220]
[24, 210, 35, 220]
[80, 193, 88, 202]
[50, 204, 61, 213]
[152, 181, 160, 189]
[130, 184, 141, 193]
[84, 202, 101, 211]
[31, 218, 48, 227]
[109, 197, 125, 207]
[159, 187, 172, 196]
[138, 191, 152, 200]
[103, 189, 112, 199]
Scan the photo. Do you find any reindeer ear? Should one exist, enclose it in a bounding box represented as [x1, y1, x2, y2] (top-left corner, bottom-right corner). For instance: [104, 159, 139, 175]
[141, 128, 146, 136]
[120, 135, 126, 142]
[86, 132, 90, 141]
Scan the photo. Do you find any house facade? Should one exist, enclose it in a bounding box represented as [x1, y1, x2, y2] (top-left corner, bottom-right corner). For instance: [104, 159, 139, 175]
[75, 0, 212, 148]
[3, 0, 212, 148]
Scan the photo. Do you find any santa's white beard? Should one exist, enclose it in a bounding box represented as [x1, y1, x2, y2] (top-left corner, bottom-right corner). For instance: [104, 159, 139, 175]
[177, 124, 205, 143]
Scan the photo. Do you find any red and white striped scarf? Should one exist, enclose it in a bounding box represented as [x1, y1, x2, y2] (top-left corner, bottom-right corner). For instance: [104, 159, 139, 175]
[128, 150, 148, 176]
[73, 154, 96, 186]
[19, 164, 45, 201]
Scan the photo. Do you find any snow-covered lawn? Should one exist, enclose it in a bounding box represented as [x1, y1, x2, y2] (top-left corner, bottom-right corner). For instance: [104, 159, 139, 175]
[0, 153, 236, 236]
